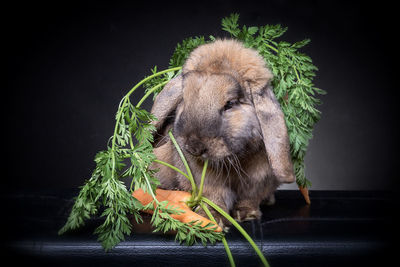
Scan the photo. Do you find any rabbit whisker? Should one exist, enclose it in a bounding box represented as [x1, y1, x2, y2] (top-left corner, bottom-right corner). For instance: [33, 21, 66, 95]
[221, 158, 230, 186]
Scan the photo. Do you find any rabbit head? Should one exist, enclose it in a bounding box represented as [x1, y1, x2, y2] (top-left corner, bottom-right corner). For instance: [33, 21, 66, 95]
[173, 70, 264, 161]
[152, 39, 295, 184]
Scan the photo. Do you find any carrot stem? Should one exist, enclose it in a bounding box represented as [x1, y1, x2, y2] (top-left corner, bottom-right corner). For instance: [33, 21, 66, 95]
[200, 203, 235, 267]
[169, 131, 197, 198]
[136, 80, 169, 108]
[154, 159, 191, 180]
[196, 159, 208, 201]
[202, 197, 270, 267]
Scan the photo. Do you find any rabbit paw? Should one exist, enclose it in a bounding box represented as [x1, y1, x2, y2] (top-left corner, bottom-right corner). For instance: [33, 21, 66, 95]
[233, 206, 262, 222]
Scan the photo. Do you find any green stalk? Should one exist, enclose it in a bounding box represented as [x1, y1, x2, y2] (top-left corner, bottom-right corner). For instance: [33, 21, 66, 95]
[110, 67, 181, 179]
[125, 66, 181, 103]
[200, 203, 235, 267]
[202, 197, 270, 267]
[264, 42, 279, 53]
[292, 65, 301, 83]
[113, 66, 181, 148]
[153, 159, 191, 180]
[196, 159, 208, 201]
[136, 80, 169, 108]
[142, 172, 158, 202]
[168, 131, 197, 197]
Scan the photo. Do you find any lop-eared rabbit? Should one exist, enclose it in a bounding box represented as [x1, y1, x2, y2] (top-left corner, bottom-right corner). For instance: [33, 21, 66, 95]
[151, 39, 295, 227]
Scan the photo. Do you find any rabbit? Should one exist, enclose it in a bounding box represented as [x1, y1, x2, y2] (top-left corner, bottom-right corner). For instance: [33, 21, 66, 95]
[150, 39, 295, 227]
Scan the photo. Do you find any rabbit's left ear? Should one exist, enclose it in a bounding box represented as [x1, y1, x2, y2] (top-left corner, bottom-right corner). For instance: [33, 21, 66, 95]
[248, 79, 295, 183]
[151, 75, 183, 146]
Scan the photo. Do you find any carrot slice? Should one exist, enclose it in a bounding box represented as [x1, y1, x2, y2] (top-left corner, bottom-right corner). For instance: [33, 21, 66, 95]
[132, 188, 222, 232]
[298, 185, 311, 205]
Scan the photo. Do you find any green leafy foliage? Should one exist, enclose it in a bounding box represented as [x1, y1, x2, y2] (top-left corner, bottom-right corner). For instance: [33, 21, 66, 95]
[145, 200, 223, 246]
[59, 68, 223, 251]
[221, 13, 325, 187]
[142, 66, 174, 100]
[58, 177, 100, 235]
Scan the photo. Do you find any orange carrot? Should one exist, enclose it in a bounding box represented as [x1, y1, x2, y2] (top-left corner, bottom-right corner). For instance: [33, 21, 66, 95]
[132, 188, 222, 232]
[298, 185, 311, 205]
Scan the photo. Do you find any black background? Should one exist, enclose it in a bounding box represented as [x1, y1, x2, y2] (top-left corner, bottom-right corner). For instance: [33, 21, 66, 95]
[4, 0, 397, 193]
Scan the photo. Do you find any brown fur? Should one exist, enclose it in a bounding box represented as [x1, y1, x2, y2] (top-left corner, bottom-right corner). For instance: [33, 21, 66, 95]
[150, 39, 295, 227]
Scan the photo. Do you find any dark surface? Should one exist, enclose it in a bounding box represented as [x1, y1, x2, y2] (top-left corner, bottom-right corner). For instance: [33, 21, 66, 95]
[1, 190, 394, 266]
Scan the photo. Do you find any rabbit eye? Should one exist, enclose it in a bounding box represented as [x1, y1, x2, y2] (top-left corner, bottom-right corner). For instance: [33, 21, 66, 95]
[224, 100, 239, 111]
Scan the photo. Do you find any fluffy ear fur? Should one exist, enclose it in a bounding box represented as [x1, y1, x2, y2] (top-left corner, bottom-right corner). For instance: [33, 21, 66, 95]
[183, 39, 295, 183]
[150, 75, 183, 147]
[251, 84, 295, 183]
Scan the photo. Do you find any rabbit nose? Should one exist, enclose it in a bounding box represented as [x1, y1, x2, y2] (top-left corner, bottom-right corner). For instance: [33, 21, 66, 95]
[185, 136, 207, 157]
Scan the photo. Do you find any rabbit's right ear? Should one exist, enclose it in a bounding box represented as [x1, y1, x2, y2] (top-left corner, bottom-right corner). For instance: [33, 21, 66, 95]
[151, 75, 183, 146]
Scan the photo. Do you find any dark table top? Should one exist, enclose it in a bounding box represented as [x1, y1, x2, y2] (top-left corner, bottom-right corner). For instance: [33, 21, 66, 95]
[0, 190, 395, 267]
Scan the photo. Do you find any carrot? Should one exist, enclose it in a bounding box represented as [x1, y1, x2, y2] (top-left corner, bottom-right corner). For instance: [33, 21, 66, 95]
[298, 185, 311, 205]
[132, 188, 222, 232]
